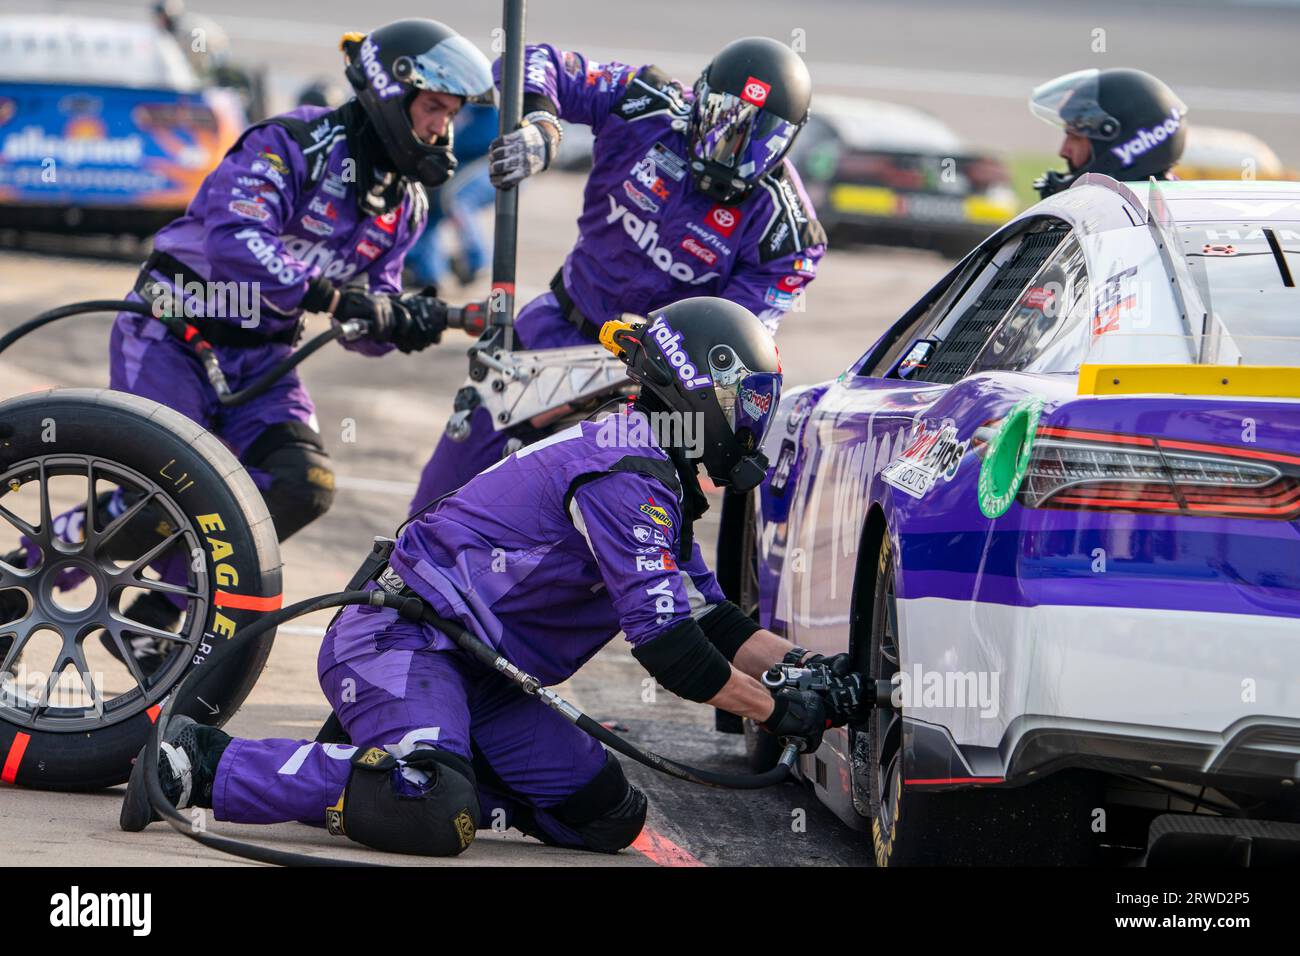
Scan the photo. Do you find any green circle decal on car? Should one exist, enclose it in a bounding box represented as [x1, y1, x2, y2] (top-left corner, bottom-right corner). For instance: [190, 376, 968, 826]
[978, 396, 1043, 519]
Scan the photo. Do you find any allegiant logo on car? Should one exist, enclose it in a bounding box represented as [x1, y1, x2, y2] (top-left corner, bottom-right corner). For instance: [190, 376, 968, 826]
[638, 495, 673, 528]
[708, 204, 741, 237]
[881, 420, 969, 500]
[361, 36, 404, 100]
[229, 199, 270, 222]
[741, 75, 771, 107]
[645, 314, 714, 390]
[1092, 265, 1139, 336]
[635, 550, 677, 572]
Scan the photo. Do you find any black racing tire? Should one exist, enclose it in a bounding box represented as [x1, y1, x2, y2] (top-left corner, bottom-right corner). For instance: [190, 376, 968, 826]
[855, 533, 1103, 866]
[0, 388, 281, 791]
[722, 489, 784, 773]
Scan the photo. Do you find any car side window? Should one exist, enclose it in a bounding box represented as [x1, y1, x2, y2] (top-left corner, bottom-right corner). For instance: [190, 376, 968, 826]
[911, 221, 1070, 384]
[969, 234, 1091, 375]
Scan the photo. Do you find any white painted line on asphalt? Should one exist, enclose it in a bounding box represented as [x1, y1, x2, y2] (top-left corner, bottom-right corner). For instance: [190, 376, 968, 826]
[334, 474, 418, 497]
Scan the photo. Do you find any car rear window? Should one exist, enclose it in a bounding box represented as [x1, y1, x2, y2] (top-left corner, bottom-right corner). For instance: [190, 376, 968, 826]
[1180, 222, 1300, 365]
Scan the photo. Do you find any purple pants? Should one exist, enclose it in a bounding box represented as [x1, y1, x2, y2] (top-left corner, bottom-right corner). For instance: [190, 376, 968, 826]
[212, 599, 610, 848]
[409, 292, 597, 511]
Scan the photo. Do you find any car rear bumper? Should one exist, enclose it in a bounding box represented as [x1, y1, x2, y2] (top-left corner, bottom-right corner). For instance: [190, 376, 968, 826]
[897, 598, 1300, 795]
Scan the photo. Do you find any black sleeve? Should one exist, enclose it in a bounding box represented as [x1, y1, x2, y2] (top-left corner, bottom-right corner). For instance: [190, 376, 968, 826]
[630, 617, 733, 703]
[698, 601, 761, 662]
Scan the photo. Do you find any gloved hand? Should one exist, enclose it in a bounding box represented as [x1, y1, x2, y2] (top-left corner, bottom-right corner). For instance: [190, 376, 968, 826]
[334, 288, 400, 342]
[488, 117, 560, 188]
[394, 287, 449, 353]
[762, 687, 830, 753]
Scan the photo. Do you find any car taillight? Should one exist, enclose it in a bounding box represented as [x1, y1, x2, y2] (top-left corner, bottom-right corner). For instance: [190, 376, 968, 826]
[1021, 425, 1300, 519]
[960, 156, 1009, 191]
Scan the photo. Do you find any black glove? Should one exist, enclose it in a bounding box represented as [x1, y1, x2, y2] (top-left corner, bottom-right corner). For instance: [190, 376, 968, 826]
[762, 687, 830, 753]
[334, 289, 399, 341]
[394, 287, 448, 353]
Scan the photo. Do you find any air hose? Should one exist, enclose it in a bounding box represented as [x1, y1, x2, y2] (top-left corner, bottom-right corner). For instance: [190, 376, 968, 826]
[142, 587, 800, 866]
[0, 299, 356, 408]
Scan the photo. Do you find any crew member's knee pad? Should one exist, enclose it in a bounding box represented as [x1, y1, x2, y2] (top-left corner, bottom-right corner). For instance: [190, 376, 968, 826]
[242, 422, 336, 541]
[328, 746, 480, 857]
[550, 754, 648, 853]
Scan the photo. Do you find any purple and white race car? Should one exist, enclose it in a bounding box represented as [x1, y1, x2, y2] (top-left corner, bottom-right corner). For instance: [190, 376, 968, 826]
[717, 175, 1300, 865]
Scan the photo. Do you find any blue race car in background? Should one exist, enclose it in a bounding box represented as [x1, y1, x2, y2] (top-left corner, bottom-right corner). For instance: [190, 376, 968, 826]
[0, 15, 247, 237]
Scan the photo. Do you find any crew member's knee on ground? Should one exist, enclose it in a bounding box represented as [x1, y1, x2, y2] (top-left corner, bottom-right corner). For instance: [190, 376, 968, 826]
[548, 754, 648, 853]
[333, 746, 480, 857]
[242, 422, 336, 541]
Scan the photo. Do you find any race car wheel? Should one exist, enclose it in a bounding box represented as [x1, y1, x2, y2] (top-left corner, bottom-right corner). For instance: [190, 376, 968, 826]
[855, 534, 1103, 865]
[0, 389, 281, 791]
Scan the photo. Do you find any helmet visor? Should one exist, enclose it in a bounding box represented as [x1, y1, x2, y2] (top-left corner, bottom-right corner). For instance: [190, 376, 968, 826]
[690, 81, 799, 181]
[713, 369, 782, 454]
[1029, 68, 1120, 142]
[408, 35, 495, 105]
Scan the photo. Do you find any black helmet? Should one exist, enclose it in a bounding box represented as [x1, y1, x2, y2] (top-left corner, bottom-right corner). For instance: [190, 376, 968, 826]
[342, 19, 493, 189]
[1030, 68, 1188, 198]
[688, 37, 812, 204]
[600, 298, 782, 491]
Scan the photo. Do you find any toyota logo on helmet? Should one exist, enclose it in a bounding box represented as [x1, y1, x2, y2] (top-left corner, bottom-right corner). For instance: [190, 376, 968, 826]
[687, 37, 812, 204]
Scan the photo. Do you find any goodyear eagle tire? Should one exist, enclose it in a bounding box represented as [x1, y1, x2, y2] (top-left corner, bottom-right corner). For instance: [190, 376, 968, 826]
[0, 388, 281, 791]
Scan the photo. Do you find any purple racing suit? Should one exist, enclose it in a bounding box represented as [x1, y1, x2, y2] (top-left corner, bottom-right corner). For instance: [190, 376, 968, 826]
[410, 45, 826, 508]
[28, 103, 433, 598]
[214, 417, 731, 851]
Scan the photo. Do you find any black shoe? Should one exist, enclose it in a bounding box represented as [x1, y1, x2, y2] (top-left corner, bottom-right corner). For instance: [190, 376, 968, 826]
[102, 591, 182, 678]
[120, 715, 231, 832]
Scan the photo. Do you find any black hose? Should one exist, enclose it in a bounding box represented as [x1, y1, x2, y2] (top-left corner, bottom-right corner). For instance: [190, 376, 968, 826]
[0, 298, 347, 408]
[143, 586, 798, 866]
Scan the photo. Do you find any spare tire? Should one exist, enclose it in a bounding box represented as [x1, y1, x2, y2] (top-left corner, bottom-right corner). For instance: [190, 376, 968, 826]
[0, 388, 281, 791]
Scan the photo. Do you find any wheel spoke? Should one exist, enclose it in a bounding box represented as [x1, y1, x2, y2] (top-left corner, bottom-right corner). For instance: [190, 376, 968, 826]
[122, 528, 184, 580]
[37, 459, 53, 541]
[81, 460, 98, 543]
[69, 642, 105, 717]
[112, 613, 184, 647]
[94, 489, 156, 554]
[127, 578, 203, 602]
[0, 501, 38, 541]
[103, 622, 149, 689]
[0, 617, 39, 676]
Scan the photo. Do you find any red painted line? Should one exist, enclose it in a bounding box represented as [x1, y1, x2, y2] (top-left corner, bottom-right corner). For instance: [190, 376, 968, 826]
[2, 733, 30, 784]
[147, 705, 162, 723]
[904, 776, 1005, 786]
[631, 827, 704, 867]
[214, 591, 283, 612]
